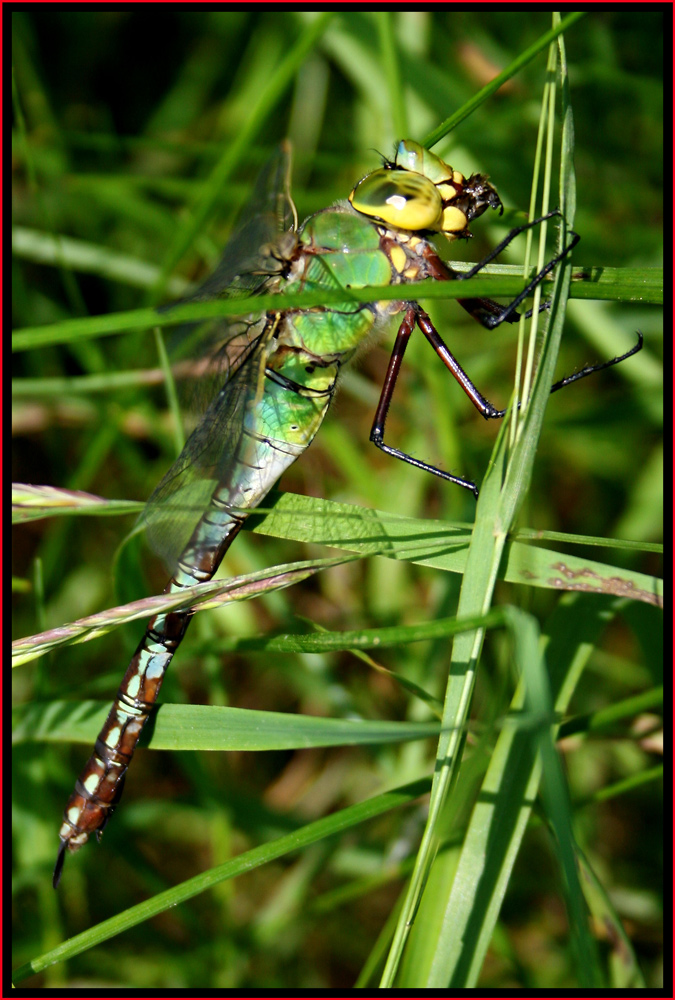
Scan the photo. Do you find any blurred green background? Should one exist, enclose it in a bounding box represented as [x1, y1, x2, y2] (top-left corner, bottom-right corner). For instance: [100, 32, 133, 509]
[12, 10, 662, 989]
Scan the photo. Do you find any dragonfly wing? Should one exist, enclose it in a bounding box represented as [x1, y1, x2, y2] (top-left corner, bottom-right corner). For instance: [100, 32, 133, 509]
[143, 316, 275, 572]
[144, 143, 297, 571]
[189, 140, 297, 303]
[161, 142, 297, 414]
[164, 141, 296, 348]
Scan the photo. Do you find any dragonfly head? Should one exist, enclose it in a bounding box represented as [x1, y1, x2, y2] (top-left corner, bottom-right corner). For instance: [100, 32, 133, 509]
[348, 139, 502, 240]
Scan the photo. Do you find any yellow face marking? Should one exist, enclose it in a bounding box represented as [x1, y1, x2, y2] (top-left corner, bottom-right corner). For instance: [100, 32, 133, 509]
[441, 205, 469, 233]
[436, 182, 458, 201]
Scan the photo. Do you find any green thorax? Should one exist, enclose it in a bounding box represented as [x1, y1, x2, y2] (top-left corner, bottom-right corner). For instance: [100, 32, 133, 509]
[279, 202, 429, 364]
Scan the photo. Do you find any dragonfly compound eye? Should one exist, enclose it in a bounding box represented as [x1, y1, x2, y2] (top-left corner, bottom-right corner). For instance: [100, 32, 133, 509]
[349, 168, 443, 231]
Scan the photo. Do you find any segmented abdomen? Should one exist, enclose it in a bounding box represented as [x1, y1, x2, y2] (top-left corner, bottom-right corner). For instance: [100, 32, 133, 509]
[53, 513, 243, 887]
[54, 350, 338, 887]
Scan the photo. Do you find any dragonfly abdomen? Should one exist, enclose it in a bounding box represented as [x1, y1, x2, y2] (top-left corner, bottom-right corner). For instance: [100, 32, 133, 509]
[53, 602, 193, 886]
[53, 512, 246, 887]
[54, 349, 340, 885]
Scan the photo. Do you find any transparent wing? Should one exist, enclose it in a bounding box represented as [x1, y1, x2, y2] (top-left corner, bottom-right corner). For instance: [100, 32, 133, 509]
[162, 140, 297, 376]
[144, 143, 297, 571]
[187, 142, 297, 304]
[143, 317, 275, 571]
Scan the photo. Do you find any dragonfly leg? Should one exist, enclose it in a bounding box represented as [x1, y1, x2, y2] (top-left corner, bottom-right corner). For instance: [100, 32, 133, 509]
[414, 306, 504, 419]
[549, 330, 643, 393]
[369, 306, 480, 497]
[370, 306, 644, 500]
[456, 211, 581, 329]
[420, 209, 578, 331]
[415, 307, 643, 415]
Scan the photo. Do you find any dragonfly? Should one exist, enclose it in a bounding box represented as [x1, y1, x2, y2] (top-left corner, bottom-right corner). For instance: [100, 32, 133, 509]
[53, 139, 642, 886]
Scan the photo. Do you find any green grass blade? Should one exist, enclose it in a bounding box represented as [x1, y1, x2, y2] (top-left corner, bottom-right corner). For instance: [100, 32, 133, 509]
[13, 776, 432, 985]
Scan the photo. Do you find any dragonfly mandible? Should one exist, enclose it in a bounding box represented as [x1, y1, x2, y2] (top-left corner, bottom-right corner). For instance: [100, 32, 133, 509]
[53, 140, 642, 886]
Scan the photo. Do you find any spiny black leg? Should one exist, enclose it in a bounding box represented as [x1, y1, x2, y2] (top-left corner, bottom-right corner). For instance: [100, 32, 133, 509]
[459, 210, 568, 282]
[479, 228, 579, 329]
[456, 294, 551, 329]
[463, 234, 579, 329]
[454, 209, 579, 330]
[369, 306, 479, 497]
[550, 331, 643, 393]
